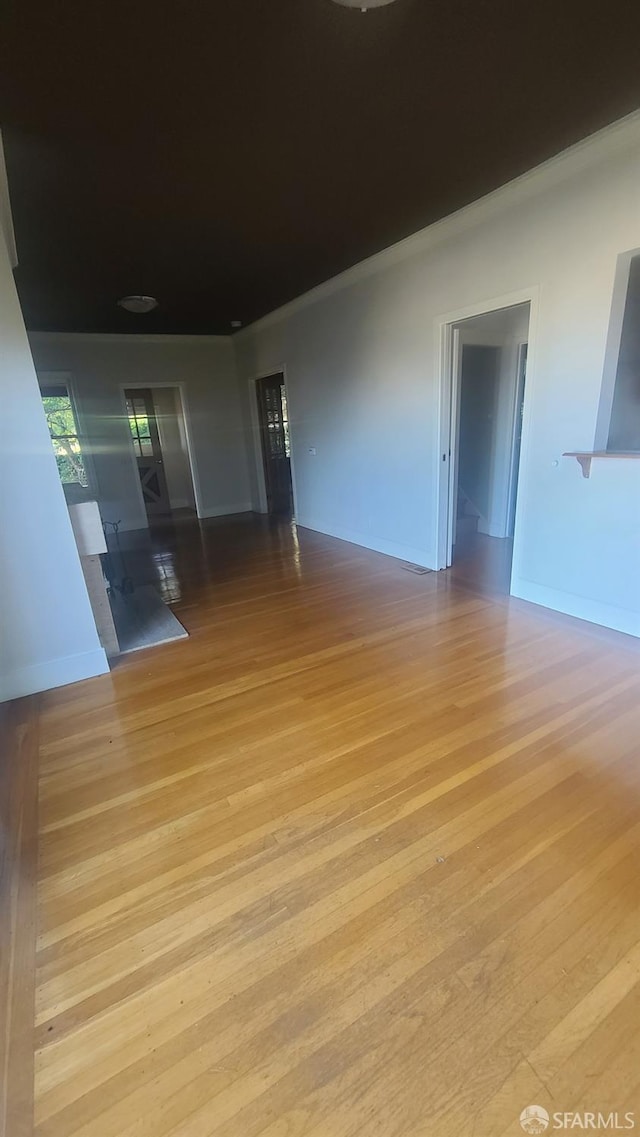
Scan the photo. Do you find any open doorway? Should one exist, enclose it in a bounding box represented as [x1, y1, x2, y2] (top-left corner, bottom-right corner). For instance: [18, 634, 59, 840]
[255, 373, 294, 516]
[124, 386, 198, 524]
[445, 303, 530, 593]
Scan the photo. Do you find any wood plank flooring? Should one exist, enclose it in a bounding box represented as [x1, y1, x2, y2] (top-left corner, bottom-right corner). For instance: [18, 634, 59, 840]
[33, 516, 640, 1137]
[1, 696, 39, 1137]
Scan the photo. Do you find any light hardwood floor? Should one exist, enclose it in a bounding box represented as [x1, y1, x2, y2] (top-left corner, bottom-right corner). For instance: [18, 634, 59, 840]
[1, 696, 39, 1137]
[32, 516, 640, 1137]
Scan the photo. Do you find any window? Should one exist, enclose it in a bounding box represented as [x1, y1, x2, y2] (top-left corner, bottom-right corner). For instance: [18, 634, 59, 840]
[598, 251, 640, 453]
[126, 395, 154, 456]
[607, 253, 640, 451]
[41, 385, 88, 486]
[280, 383, 291, 458]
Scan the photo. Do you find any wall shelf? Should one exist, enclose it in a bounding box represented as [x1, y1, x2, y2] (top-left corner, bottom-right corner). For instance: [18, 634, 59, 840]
[564, 451, 640, 478]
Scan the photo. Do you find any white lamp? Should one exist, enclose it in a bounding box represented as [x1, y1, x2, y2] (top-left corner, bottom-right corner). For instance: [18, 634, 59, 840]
[117, 295, 158, 314]
[332, 0, 398, 7]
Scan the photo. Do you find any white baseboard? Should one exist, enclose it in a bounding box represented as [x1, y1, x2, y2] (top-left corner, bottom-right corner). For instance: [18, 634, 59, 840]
[510, 577, 640, 638]
[296, 516, 435, 568]
[478, 518, 508, 539]
[198, 503, 253, 519]
[1, 647, 109, 702]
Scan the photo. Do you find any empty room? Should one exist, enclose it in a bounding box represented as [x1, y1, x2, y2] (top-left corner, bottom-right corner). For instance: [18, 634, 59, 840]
[2, 3, 640, 1136]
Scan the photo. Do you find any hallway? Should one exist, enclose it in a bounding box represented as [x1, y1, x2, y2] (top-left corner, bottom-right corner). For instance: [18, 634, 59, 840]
[19, 518, 640, 1136]
[450, 531, 515, 596]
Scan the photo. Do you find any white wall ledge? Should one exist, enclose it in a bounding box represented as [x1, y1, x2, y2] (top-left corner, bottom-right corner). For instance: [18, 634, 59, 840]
[564, 451, 640, 478]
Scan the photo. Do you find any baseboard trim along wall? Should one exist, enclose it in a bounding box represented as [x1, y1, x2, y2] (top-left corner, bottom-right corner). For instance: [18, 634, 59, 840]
[1, 647, 109, 703]
[296, 516, 435, 570]
[293, 523, 639, 638]
[478, 519, 509, 540]
[198, 503, 254, 519]
[510, 578, 640, 638]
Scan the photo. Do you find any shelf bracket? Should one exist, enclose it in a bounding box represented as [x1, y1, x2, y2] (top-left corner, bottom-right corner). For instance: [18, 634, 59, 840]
[564, 451, 640, 477]
[574, 454, 592, 479]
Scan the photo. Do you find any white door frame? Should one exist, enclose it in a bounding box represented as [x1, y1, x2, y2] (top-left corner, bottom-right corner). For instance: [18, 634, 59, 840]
[247, 365, 299, 519]
[505, 342, 529, 539]
[435, 286, 540, 583]
[119, 382, 203, 521]
[445, 327, 462, 562]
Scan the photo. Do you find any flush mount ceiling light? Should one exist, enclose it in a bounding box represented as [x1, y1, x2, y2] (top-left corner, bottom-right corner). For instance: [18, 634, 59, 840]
[117, 295, 158, 314]
[331, 0, 398, 8]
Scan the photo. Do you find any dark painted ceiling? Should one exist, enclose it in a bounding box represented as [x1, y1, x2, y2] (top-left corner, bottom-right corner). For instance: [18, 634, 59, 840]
[2, 0, 640, 334]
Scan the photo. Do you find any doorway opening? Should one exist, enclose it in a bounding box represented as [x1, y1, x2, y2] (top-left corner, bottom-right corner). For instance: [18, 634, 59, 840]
[444, 302, 530, 594]
[124, 386, 198, 525]
[255, 373, 294, 517]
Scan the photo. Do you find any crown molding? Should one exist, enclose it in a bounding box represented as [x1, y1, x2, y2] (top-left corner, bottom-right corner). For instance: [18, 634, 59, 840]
[28, 331, 234, 346]
[0, 130, 18, 268]
[238, 109, 640, 340]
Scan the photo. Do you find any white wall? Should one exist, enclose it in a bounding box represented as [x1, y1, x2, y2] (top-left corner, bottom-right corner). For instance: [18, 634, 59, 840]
[0, 230, 108, 701]
[153, 387, 196, 511]
[235, 115, 640, 637]
[29, 334, 252, 530]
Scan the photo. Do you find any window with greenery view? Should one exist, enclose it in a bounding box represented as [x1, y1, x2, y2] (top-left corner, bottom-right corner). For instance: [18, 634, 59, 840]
[126, 394, 154, 456]
[41, 386, 88, 486]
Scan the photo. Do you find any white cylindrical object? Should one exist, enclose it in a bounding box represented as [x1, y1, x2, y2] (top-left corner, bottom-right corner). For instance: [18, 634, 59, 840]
[68, 501, 107, 556]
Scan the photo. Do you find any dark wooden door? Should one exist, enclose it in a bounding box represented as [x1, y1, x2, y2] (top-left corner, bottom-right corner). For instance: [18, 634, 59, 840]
[125, 388, 171, 517]
[256, 375, 293, 515]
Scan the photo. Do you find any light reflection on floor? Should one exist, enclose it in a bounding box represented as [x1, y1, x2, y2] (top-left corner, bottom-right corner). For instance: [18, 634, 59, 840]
[151, 550, 182, 602]
[289, 518, 302, 577]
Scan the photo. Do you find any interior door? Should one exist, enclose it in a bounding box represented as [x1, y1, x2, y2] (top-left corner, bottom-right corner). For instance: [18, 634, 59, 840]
[256, 375, 293, 515]
[125, 388, 171, 516]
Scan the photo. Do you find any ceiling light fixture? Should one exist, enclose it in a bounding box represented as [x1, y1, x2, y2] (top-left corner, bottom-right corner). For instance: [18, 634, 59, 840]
[331, 0, 398, 9]
[117, 295, 158, 314]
